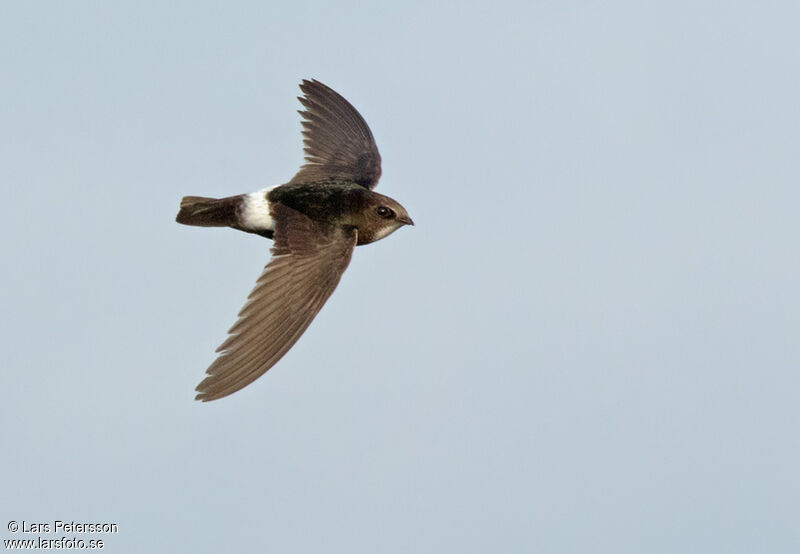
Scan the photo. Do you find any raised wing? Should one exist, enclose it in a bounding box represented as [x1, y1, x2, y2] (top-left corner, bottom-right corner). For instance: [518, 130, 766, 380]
[288, 79, 382, 190]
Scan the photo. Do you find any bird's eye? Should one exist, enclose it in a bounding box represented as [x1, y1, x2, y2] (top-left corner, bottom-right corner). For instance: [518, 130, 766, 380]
[376, 206, 394, 218]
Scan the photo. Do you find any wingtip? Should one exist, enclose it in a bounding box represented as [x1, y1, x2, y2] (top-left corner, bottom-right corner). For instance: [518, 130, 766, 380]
[299, 78, 331, 95]
[194, 375, 214, 402]
[194, 386, 216, 402]
[298, 78, 314, 92]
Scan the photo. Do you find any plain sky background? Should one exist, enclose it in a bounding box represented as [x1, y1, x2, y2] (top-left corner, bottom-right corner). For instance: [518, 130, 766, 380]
[2, 1, 799, 552]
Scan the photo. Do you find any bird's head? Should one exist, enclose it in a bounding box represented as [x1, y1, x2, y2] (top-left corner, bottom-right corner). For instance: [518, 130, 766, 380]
[352, 192, 413, 245]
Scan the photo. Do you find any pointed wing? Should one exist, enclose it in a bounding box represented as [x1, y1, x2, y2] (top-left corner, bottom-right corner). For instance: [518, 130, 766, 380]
[288, 79, 382, 190]
[195, 203, 357, 401]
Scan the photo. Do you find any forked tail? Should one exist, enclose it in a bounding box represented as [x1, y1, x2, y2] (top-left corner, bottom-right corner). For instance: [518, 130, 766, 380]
[175, 195, 240, 227]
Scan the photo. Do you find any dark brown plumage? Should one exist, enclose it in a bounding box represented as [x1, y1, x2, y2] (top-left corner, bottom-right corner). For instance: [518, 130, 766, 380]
[290, 80, 382, 189]
[176, 79, 412, 401]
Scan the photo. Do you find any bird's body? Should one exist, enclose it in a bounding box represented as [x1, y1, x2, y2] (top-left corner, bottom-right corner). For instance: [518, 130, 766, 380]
[176, 79, 412, 402]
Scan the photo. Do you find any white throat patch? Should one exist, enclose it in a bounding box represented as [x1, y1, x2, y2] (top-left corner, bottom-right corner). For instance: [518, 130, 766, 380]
[372, 223, 401, 242]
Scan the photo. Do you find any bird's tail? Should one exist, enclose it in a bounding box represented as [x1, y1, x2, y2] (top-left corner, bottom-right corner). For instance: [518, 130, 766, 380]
[175, 195, 241, 228]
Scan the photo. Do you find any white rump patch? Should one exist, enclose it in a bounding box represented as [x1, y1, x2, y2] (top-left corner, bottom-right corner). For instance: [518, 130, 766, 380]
[241, 187, 275, 232]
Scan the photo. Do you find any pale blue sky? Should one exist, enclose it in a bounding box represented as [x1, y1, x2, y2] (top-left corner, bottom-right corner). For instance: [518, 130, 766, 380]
[2, 1, 799, 552]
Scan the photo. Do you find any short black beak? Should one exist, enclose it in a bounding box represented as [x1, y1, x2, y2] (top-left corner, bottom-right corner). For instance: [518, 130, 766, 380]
[399, 215, 414, 226]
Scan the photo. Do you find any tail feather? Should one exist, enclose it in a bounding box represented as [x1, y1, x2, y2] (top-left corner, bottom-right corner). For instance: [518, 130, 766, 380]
[176, 195, 241, 227]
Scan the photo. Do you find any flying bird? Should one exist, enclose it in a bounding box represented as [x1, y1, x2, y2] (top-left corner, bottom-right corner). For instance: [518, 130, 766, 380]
[177, 79, 413, 401]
